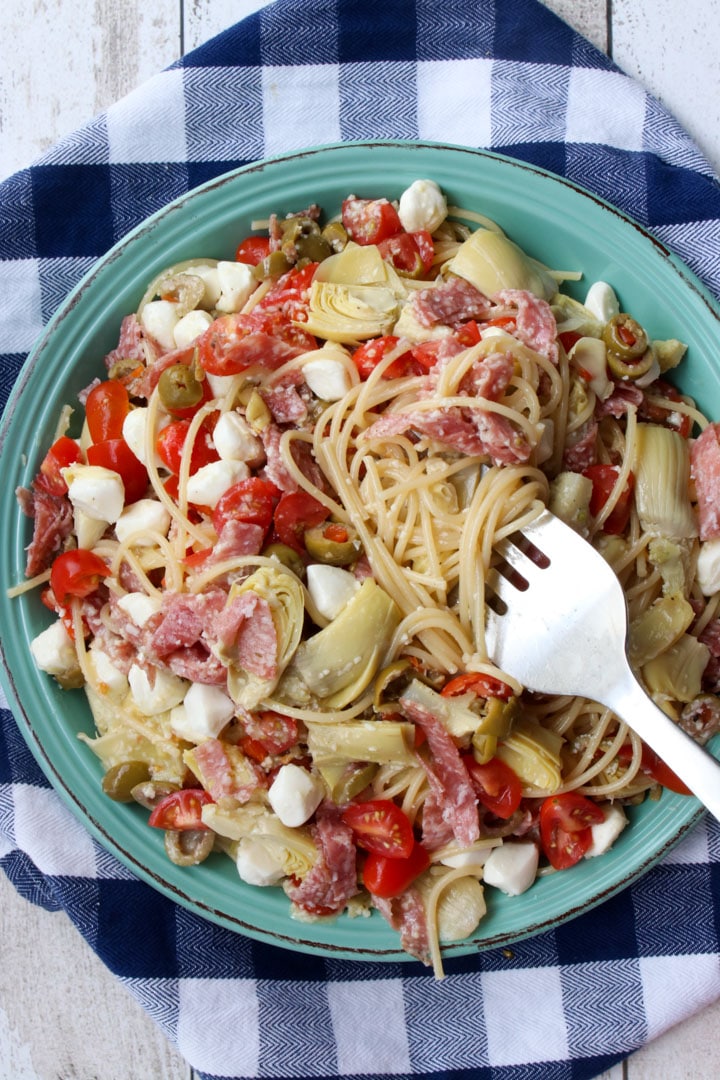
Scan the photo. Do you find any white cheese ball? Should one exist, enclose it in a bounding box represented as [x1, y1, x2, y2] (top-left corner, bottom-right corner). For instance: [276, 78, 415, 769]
[398, 179, 448, 234]
[186, 458, 250, 508]
[115, 498, 171, 546]
[302, 357, 353, 402]
[482, 841, 539, 896]
[122, 407, 170, 468]
[697, 538, 720, 596]
[585, 804, 628, 858]
[170, 683, 235, 742]
[306, 564, 360, 621]
[212, 411, 264, 464]
[141, 299, 180, 350]
[117, 591, 162, 628]
[268, 764, 325, 828]
[62, 464, 125, 523]
[173, 309, 214, 349]
[30, 620, 77, 676]
[216, 260, 257, 313]
[236, 838, 285, 887]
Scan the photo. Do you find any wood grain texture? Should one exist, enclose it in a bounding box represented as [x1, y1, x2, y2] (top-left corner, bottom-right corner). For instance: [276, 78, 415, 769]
[1, 2, 719, 1079]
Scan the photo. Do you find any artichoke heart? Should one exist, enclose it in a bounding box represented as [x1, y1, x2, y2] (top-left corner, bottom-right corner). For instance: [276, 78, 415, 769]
[302, 281, 400, 343]
[289, 578, 402, 707]
[221, 566, 305, 709]
[313, 241, 391, 285]
[495, 718, 564, 794]
[202, 802, 318, 879]
[642, 633, 710, 704]
[633, 424, 697, 540]
[448, 228, 557, 301]
[628, 591, 695, 666]
[79, 689, 187, 785]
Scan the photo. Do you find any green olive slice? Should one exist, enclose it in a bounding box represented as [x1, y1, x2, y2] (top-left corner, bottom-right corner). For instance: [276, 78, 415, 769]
[158, 363, 204, 413]
[102, 760, 152, 802]
[606, 348, 655, 380]
[263, 542, 306, 579]
[164, 829, 215, 866]
[304, 522, 362, 565]
[130, 779, 181, 810]
[602, 313, 648, 361]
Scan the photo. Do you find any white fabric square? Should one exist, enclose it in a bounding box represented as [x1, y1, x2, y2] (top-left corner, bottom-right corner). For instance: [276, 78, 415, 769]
[417, 59, 493, 147]
[262, 64, 341, 156]
[177, 977, 259, 1076]
[12, 783, 97, 877]
[0, 684, 8, 708]
[0, 833, 12, 857]
[662, 817, 710, 865]
[106, 70, 187, 164]
[566, 68, 647, 151]
[0, 257, 43, 353]
[640, 953, 720, 1039]
[483, 966, 568, 1065]
[328, 978, 411, 1075]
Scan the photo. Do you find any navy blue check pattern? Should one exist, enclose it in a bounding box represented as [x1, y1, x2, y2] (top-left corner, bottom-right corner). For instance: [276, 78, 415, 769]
[2, 2, 720, 1077]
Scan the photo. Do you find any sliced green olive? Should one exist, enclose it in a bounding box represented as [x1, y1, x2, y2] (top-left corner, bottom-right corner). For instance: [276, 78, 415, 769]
[164, 829, 215, 866]
[130, 779, 181, 810]
[602, 313, 648, 361]
[254, 250, 293, 280]
[321, 221, 348, 252]
[373, 659, 414, 713]
[263, 542, 306, 579]
[158, 363, 203, 413]
[606, 348, 655, 380]
[304, 522, 362, 566]
[317, 761, 378, 803]
[102, 760, 152, 802]
[107, 356, 145, 381]
[157, 273, 205, 318]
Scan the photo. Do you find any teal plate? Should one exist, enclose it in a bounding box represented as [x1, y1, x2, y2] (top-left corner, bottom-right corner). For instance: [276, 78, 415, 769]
[1, 141, 718, 962]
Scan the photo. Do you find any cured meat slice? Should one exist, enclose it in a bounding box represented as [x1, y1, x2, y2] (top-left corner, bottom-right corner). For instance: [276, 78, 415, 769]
[17, 486, 74, 577]
[494, 289, 558, 364]
[287, 804, 359, 915]
[373, 888, 431, 966]
[399, 696, 479, 848]
[214, 591, 278, 680]
[412, 278, 493, 329]
[691, 422, 720, 540]
[189, 738, 263, 802]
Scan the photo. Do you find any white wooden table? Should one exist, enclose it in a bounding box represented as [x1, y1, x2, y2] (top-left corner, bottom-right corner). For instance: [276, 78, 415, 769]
[1, 2, 720, 1077]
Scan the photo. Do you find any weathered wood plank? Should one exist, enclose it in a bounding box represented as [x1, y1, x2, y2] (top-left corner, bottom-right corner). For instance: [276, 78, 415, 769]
[0, 873, 192, 1079]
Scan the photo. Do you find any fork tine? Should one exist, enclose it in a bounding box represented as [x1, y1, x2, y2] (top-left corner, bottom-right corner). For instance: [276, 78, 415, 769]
[493, 536, 547, 586]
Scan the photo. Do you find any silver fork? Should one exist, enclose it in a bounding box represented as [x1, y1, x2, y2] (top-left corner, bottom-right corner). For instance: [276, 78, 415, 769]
[485, 508, 720, 822]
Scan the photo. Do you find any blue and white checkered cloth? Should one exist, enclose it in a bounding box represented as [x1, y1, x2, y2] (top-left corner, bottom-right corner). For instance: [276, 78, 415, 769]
[2, 2, 720, 1077]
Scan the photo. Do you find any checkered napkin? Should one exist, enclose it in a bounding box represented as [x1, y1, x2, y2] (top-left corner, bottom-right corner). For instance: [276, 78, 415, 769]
[2, 1, 720, 1077]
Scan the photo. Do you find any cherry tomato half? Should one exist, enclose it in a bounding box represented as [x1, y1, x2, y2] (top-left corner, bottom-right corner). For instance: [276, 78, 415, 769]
[618, 741, 693, 796]
[341, 197, 403, 246]
[85, 380, 130, 443]
[362, 838, 430, 899]
[539, 792, 605, 870]
[235, 235, 271, 265]
[148, 789, 214, 831]
[35, 435, 83, 496]
[155, 418, 219, 476]
[86, 438, 149, 504]
[582, 463, 635, 535]
[441, 672, 514, 701]
[341, 799, 415, 859]
[377, 231, 434, 278]
[351, 335, 418, 380]
[463, 755, 523, 820]
[50, 549, 110, 606]
[212, 477, 281, 536]
[273, 490, 329, 553]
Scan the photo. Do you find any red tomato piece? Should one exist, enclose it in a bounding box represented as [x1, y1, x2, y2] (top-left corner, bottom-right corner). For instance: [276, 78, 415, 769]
[212, 477, 281, 535]
[273, 490, 329, 553]
[377, 230, 434, 278]
[36, 435, 83, 496]
[351, 335, 418, 380]
[463, 755, 523, 820]
[198, 309, 316, 376]
[148, 789, 213, 831]
[441, 672, 514, 701]
[255, 263, 319, 320]
[455, 320, 482, 348]
[582, 463, 635, 535]
[247, 710, 299, 755]
[341, 197, 403, 246]
[558, 330, 582, 353]
[50, 549, 110, 606]
[86, 438, 149, 504]
[85, 380, 130, 443]
[618, 741, 693, 796]
[155, 418, 219, 476]
[341, 799, 415, 859]
[235, 235, 271, 265]
[362, 838, 430, 898]
[539, 792, 605, 870]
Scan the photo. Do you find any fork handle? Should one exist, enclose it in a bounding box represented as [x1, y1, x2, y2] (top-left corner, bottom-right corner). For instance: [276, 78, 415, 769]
[607, 663, 720, 823]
